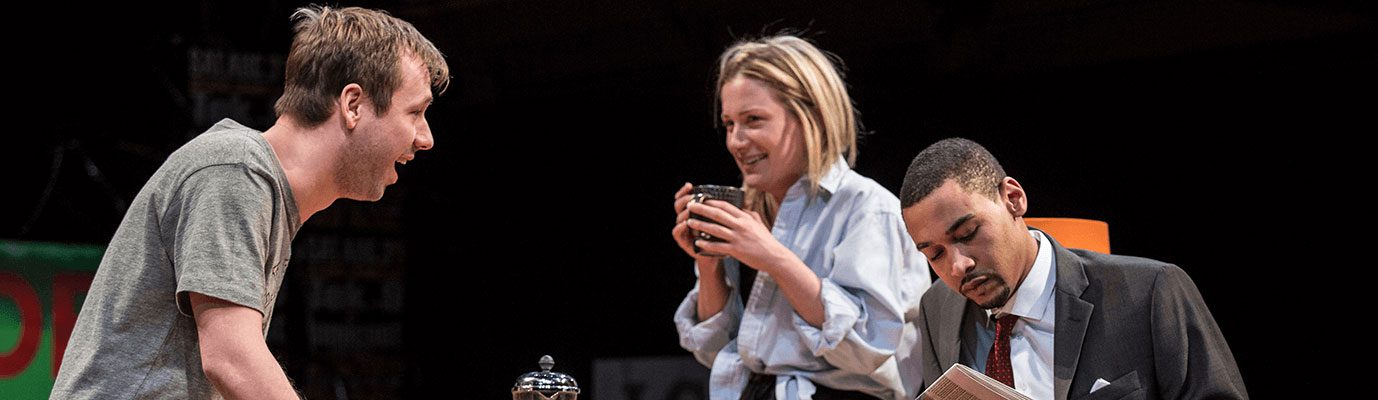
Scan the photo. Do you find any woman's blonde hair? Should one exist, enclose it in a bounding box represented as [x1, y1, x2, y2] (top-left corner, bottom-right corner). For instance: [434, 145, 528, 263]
[715, 35, 859, 226]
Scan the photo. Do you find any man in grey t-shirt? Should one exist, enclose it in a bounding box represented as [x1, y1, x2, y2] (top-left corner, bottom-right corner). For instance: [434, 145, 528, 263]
[51, 6, 449, 399]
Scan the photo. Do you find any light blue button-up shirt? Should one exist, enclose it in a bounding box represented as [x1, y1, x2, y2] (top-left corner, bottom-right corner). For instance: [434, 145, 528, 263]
[674, 161, 932, 400]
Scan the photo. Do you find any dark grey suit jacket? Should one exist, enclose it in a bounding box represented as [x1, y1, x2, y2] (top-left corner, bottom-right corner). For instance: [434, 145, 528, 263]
[916, 232, 1248, 399]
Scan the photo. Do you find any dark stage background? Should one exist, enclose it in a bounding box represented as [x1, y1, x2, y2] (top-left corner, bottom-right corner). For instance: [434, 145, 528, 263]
[7, 0, 1374, 398]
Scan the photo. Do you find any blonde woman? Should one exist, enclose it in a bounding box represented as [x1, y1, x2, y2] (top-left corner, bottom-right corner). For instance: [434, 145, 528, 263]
[672, 35, 931, 400]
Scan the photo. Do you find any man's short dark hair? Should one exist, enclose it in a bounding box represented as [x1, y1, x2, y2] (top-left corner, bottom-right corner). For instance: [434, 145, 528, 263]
[899, 138, 1007, 208]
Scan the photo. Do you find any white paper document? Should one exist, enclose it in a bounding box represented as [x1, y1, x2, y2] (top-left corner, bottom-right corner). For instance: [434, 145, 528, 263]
[916, 364, 1032, 400]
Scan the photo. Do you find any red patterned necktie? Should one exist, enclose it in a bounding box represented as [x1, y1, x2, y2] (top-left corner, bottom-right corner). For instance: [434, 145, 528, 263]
[986, 314, 1018, 388]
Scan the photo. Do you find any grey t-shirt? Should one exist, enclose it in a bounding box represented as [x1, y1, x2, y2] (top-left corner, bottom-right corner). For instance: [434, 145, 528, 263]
[51, 119, 301, 399]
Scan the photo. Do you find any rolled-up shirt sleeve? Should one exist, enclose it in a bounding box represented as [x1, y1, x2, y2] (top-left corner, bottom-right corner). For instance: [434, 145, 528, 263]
[673, 260, 743, 368]
[791, 210, 928, 375]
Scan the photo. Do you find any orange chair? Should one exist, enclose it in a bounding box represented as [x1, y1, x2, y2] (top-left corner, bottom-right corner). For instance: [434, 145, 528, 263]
[1025, 217, 1110, 254]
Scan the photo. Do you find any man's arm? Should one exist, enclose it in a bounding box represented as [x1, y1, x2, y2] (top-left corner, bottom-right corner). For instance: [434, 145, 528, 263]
[189, 293, 298, 400]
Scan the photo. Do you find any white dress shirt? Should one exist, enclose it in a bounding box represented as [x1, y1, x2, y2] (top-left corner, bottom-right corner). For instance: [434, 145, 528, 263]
[985, 230, 1056, 399]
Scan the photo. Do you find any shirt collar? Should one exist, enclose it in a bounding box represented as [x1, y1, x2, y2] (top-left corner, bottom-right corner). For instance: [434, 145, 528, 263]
[784, 158, 849, 201]
[989, 230, 1056, 321]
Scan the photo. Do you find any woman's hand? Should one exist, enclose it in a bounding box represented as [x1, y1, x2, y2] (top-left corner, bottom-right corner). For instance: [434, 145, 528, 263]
[688, 197, 824, 326]
[672, 183, 723, 268]
[672, 183, 730, 321]
[685, 198, 792, 273]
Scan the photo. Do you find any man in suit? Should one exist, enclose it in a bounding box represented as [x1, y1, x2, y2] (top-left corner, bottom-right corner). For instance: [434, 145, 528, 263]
[898, 138, 1247, 399]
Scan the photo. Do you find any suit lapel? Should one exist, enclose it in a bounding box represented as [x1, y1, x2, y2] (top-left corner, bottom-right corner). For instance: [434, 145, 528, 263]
[1049, 233, 1093, 400]
[938, 283, 967, 368]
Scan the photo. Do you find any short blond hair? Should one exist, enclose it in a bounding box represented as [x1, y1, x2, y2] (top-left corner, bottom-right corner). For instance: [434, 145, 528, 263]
[716, 35, 859, 223]
[274, 6, 450, 127]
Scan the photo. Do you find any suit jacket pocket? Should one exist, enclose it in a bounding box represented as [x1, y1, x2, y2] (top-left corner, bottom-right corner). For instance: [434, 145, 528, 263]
[1074, 370, 1142, 400]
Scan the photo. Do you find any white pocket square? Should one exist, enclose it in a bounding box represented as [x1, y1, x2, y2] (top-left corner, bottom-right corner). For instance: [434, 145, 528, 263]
[1090, 378, 1111, 393]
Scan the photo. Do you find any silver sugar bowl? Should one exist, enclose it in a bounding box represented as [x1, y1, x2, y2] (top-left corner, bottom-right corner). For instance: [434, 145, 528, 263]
[512, 355, 579, 400]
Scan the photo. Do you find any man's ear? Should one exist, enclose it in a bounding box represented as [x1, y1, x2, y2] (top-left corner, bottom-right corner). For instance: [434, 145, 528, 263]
[338, 83, 364, 130]
[1001, 177, 1028, 218]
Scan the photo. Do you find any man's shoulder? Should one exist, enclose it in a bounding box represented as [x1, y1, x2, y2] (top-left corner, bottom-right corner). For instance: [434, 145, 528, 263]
[163, 119, 276, 175]
[180, 119, 264, 155]
[1069, 248, 1176, 278]
[1065, 248, 1191, 298]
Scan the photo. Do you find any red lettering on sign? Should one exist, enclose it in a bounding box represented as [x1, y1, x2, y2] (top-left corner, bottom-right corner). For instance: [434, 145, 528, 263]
[0, 271, 41, 377]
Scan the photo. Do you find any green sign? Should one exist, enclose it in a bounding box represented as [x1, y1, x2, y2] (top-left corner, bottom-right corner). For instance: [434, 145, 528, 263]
[0, 240, 103, 399]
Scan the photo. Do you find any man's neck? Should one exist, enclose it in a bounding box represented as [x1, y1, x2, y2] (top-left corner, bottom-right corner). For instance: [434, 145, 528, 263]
[990, 230, 1044, 316]
[261, 116, 343, 224]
